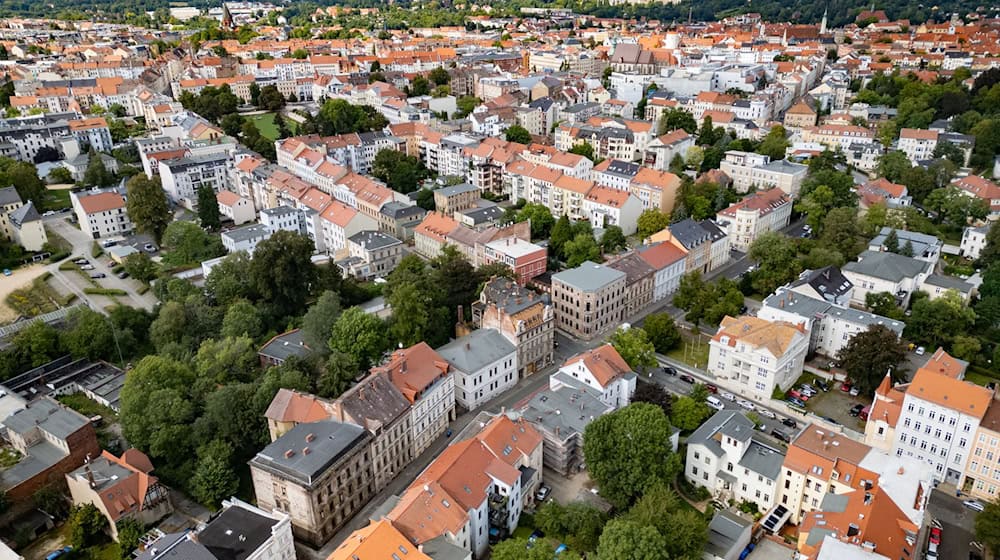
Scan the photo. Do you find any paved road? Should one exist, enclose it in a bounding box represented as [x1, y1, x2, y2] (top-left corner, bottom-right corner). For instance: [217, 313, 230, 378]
[44, 215, 157, 312]
[927, 488, 985, 560]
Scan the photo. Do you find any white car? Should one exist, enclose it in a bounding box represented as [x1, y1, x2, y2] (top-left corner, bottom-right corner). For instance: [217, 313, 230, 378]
[720, 391, 737, 402]
[758, 409, 777, 419]
[916, 346, 926, 356]
[963, 500, 985, 512]
[737, 399, 755, 411]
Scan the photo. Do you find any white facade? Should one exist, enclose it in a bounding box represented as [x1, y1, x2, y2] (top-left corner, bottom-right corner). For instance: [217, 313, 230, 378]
[158, 153, 232, 209]
[70, 188, 133, 240]
[893, 392, 982, 485]
[709, 317, 809, 399]
[582, 190, 644, 236]
[960, 225, 989, 260]
[437, 329, 518, 410]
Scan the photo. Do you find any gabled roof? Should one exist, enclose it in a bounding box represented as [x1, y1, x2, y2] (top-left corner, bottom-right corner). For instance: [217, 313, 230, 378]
[560, 344, 633, 388]
[329, 519, 432, 560]
[907, 367, 993, 419]
[842, 250, 929, 282]
[372, 342, 451, 404]
[713, 316, 806, 358]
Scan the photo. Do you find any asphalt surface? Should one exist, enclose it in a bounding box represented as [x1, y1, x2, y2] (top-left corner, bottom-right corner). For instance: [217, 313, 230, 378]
[927, 488, 985, 560]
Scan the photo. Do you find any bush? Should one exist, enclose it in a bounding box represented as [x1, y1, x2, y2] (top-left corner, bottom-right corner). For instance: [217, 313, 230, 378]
[91, 242, 103, 258]
[83, 288, 127, 296]
[48, 251, 70, 263]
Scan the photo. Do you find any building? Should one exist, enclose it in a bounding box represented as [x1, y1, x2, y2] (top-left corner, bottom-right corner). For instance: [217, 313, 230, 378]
[708, 316, 809, 399]
[217, 190, 255, 225]
[434, 183, 480, 215]
[686, 411, 784, 513]
[897, 129, 937, 163]
[414, 212, 459, 260]
[328, 519, 434, 560]
[481, 238, 547, 286]
[222, 223, 271, 254]
[643, 130, 694, 172]
[715, 188, 792, 251]
[258, 329, 314, 368]
[550, 344, 636, 410]
[437, 329, 518, 410]
[867, 227, 942, 268]
[0, 397, 100, 508]
[339, 230, 403, 280]
[250, 420, 374, 545]
[65, 449, 171, 541]
[637, 241, 687, 302]
[158, 152, 232, 209]
[582, 185, 644, 235]
[608, 252, 655, 317]
[651, 218, 730, 274]
[551, 261, 627, 341]
[703, 510, 753, 560]
[952, 175, 1000, 221]
[842, 250, 932, 309]
[522, 384, 611, 475]
[471, 277, 555, 378]
[372, 342, 456, 457]
[720, 151, 808, 196]
[784, 99, 818, 128]
[0, 186, 46, 251]
[960, 224, 990, 260]
[962, 400, 1000, 501]
[136, 498, 295, 560]
[857, 178, 910, 209]
[379, 201, 426, 241]
[70, 187, 133, 240]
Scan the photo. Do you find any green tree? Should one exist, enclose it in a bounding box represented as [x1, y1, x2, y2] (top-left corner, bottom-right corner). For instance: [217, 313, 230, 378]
[979, 221, 1000, 267]
[119, 356, 197, 470]
[83, 150, 114, 187]
[68, 503, 108, 549]
[505, 124, 532, 144]
[624, 481, 707, 559]
[609, 326, 656, 371]
[883, 228, 900, 253]
[876, 150, 911, 182]
[62, 307, 115, 361]
[671, 395, 711, 431]
[748, 231, 801, 295]
[194, 336, 258, 387]
[534, 501, 606, 552]
[116, 518, 145, 559]
[408, 75, 431, 97]
[837, 324, 907, 397]
[905, 290, 976, 350]
[429, 66, 450, 86]
[564, 232, 602, 268]
[371, 149, 428, 194]
[0, 158, 45, 206]
[160, 221, 225, 266]
[221, 299, 263, 339]
[122, 252, 157, 283]
[197, 186, 221, 230]
[302, 290, 342, 352]
[11, 321, 62, 367]
[205, 252, 255, 305]
[568, 142, 598, 163]
[600, 225, 627, 253]
[317, 349, 360, 398]
[658, 107, 697, 135]
[515, 203, 555, 239]
[189, 439, 239, 507]
[387, 283, 435, 348]
[583, 403, 681, 509]
[249, 231, 317, 314]
[220, 113, 244, 137]
[758, 125, 790, 160]
[642, 313, 681, 353]
[257, 85, 285, 111]
[865, 292, 905, 320]
[595, 519, 666, 560]
[673, 272, 743, 326]
[636, 209, 670, 239]
[549, 215, 573, 260]
[492, 539, 575, 560]
[329, 307, 388, 369]
[126, 174, 171, 244]
[975, 497, 1000, 556]
[819, 207, 864, 260]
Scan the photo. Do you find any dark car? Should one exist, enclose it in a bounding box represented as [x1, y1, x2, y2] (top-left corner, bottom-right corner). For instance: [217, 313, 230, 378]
[680, 374, 696, 384]
[771, 429, 789, 443]
[664, 366, 677, 376]
[816, 379, 830, 392]
[786, 397, 806, 408]
[90, 273, 107, 279]
[705, 384, 719, 394]
[849, 404, 865, 417]
[781, 418, 798, 428]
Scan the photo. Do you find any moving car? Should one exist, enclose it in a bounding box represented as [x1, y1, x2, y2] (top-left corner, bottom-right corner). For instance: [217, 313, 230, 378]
[758, 409, 777, 420]
[680, 374, 696, 384]
[720, 391, 736, 402]
[705, 384, 719, 394]
[663, 366, 677, 376]
[963, 500, 985, 512]
[849, 404, 865, 417]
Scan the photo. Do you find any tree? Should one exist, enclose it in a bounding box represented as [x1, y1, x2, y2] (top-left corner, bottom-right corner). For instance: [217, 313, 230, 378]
[119, 356, 197, 470]
[371, 149, 428, 194]
[122, 252, 157, 283]
[189, 439, 239, 507]
[925, 186, 990, 225]
[549, 215, 573, 260]
[671, 395, 711, 431]
[658, 107, 697, 135]
[197, 186, 221, 230]
[595, 519, 666, 560]
[257, 85, 285, 111]
[636, 209, 670, 239]
[876, 150, 911, 182]
[631, 381, 672, 418]
[83, 150, 115, 188]
[883, 228, 900, 253]
[600, 225, 627, 253]
[429, 66, 450, 86]
[905, 290, 976, 350]
[583, 403, 681, 509]
[317, 349, 360, 398]
[33, 145, 60, 163]
[387, 282, 436, 348]
[865, 292, 904, 320]
[568, 142, 598, 163]
[68, 503, 107, 549]
[975, 497, 1000, 557]
[758, 125, 790, 160]
[220, 299, 263, 340]
[12, 321, 63, 367]
[249, 231, 317, 314]
[515, 203, 555, 239]
[116, 518, 145, 559]
[220, 113, 244, 137]
[408, 75, 431, 97]
[126, 175, 171, 244]
[819, 207, 864, 260]
[673, 272, 743, 326]
[564, 232, 602, 268]
[609, 327, 656, 371]
[534, 502, 606, 552]
[505, 125, 531, 144]
[748, 231, 800, 295]
[643, 313, 681, 353]
[684, 145, 704, 170]
[0, 158, 45, 206]
[623, 481, 707, 558]
[274, 112, 291, 139]
[62, 307, 115, 361]
[329, 307, 388, 369]
[301, 290, 341, 352]
[837, 324, 907, 397]
[160, 221, 225, 267]
[492, 539, 573, 560]
[205, 252, 255, 305]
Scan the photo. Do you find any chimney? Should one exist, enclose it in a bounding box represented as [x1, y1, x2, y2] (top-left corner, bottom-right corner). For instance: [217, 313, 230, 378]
[401, 360, 407, 373]
[305, 433, 315, 443]
[284, 449, 295, 458]
[85, 463, 96, 488]
[303, 447, 311, 455]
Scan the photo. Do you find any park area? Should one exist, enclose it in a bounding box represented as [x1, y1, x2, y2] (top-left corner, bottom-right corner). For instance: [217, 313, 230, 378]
[246, 112, 298, 141]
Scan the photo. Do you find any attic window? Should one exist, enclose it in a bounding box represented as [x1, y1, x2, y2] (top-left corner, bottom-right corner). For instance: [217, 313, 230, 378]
[503, 445, 513, 455]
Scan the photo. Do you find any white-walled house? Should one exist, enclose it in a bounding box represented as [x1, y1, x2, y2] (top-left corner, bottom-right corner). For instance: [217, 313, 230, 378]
[217, 190, 255, 225]
[437, 329, 518, 410]
[842, 250, 932, 309]
[70, 187, 133, 240]
[960, 225, 989, 260]
[549, 344, 636, 410]
[582, 185, 644, 236]
[708, 316, 808, 399]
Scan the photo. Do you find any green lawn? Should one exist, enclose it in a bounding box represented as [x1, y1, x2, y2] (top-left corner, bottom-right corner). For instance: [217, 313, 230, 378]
[665, 339, 711, 370]
[57, 393, 118, 420]
[42, 187, 72, 212]
[248, 112, 299, 141]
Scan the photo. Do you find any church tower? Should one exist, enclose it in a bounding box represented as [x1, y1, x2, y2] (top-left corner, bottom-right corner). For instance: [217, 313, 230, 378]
[820, 8, 828, 34]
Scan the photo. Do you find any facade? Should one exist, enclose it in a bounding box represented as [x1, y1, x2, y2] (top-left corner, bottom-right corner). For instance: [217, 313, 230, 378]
[216, 190, 255, 225]
[963, 401, 1000, 501]
[158, 152, 232, 209]
[222, 223, 272, 254]
[434, 183, 480, 215]
[551, 344, 637, 410]
[437, 329, 518, 410]
[960, 225, 989, 260]
[715, 188, 792, 251]
[582, 185, 644, 235]
[472, 277, 555, 378]
[70, 187, 133, 240]
[686, 411, 784, 513]
[0, 186, 47, 251]
[250, 420, 374, 546]
[341, 230, 403, 280]
[708, 316, 809, 399]
[842, 250, 932, 309]
[898, 129, 938, 163]
[651, 218, 730, 274]
[608, 252, 655, 318]
[637, 242, 688, 302]
[551, 261, 627, 341]
[481, 238, 547, 286]
[720, 151, 808, 196]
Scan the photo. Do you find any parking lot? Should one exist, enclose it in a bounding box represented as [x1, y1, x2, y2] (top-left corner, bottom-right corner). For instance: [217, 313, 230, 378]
[800, 383, 870, 430]
[927, 488, 985, 560]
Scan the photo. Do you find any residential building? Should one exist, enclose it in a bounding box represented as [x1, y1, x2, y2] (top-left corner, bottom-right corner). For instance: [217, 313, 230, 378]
[801, 124, 876, 152]
[708, 316, 809, 399]
[222, 223, 271, 254]
[65, 449, 171, 541]
[608, 252, 655, 317]
[329, 519, 434, 560]
[919, 273, 975, 303]
[158, 152, 232, 209]
[137, 498, 295, 560]
[70, 187, 133, 240]
[962, 400, 1000, 501]
[216, 190, 255, 225]
[783, 99, 818, 128]
[897, 129, 936, 164]
[250, 420, 374, 545]
[0, 186, 46, 251]
[637, 241, 687, 302]
[551, 261, 627, 341]
[857, 178, 910, 209]
[953, 175, 1000, 221]
[258, 329, 314, 368]
[686, 411, 784, 513]
[0, 397, 100, 509]
[434, 183, 480, 215]
[522, 383, 612, 475]
[842, 250, 932, 308]
[715, 188, 792, 251]
[550, 344, 636, 410]
[961, 224, 990, 261]
[643, 130, 694, 172]
[414, 212, 459, 260]
[372, 342, 456, 457]
[68, 117, 113, 152]
[338, 230, 403, 280]
[629, 167, 682, 215]
[720, 151, 808, 196]
[651, 218, 730, 274]
[703, 510, 753, 560]
[583, 184, 644, 235]
[437, 329, 518, 410]
[471, 277, 555, 378]
[481, 238, 547, 286]
[787, 266, 854, 306]
[867, 227, 942, 268]
[379, 201, 426, 241]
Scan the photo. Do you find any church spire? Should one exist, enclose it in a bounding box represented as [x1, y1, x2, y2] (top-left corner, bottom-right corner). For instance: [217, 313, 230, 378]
[820, 8, 828, 34]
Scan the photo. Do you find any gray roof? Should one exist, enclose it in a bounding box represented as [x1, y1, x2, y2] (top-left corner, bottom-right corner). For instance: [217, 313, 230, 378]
[381, 201, 426, 220]
[0, 439, 66, 490]
[923, 273, 974, 294]
[8, 200, 40, 225]
[669, 219, 712, 249]
[737, 439, 784, 480]
[251, 420, 366, 486]
[479, 276, 550, 315]
[552, 261, 625, 292]
[348, 230, 401, 251]
[843, 250, 930, 282]
[790, 266, 853, 302]
[135, 532, 216, 560]
[2, 396, 89, 440]
[0, 186, 22, 206]
[435, 183, 479, 197]
[258, 329, 313, 363]
[261, 205, 299, 218]
[705, 510, 752, 559]
[223, 224, 270, 244]
[336, 373, 410, 432]
[436, 329, 516, 374]
[869, 227, 941, 259]
[599, 159, 640, 178]
[763, 288, 904, 334]
[687, 410, 755, 458]
[422, 535, 472, 560]
[458, 205, 505, 225]
[760, 159, 808, 174]
[608, 253, 654, 284]
[68, 455, 133, 492]
[523, 384, 612, 442]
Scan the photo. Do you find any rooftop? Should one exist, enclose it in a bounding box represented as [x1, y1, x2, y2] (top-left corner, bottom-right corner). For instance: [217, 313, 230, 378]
[437, 329, 516, 375]
[251, 420, 367, 486]
[552, 261, 625, 292]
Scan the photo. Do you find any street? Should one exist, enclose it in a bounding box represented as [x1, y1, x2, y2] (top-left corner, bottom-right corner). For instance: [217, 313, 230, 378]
[927, 488, 985, 560]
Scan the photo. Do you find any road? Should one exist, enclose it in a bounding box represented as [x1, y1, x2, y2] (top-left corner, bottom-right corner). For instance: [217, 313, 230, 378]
[707, 217, 809, 282]
[927, 488, 985, 560]
[44, 214, 157, 312]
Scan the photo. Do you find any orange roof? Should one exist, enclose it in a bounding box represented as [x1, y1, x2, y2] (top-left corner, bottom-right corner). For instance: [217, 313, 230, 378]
[638, 241, 687, 268]
[584, 184, 630, 208]
[784, 423, 871, 476]
[553, 174, 594, 195]
[415, 438, 520, 511]
[216, 190, 241, 206]
[713, 316, 806, 358]
[78, 191, 125, 214]
[907, 367, 993, 418]
[328, 519, 432, 560]
[372, 342, 451, 404]
[900, 128, 938, 140]
[924, 348, 966, 379]
[414, 212, 459, 243]
[85, 449, 160, 522]
[632, 168, 681, 190]
[718, 187, 790, 218]
[561, 344, 632, 387]
[263, 388, 332, 424]
[319, 201, 360, 228]
[68, 117, 108, 131]
[385, 482, 468, 545]
[475, 415, 543, 468]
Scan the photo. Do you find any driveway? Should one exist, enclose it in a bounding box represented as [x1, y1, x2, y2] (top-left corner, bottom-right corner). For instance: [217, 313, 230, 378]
[927, 488, 985, 560]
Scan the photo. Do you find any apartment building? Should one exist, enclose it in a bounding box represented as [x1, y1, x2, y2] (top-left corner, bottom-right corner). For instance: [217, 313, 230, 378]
[643, 129, 694, 172]
[720, 151, 809, 196]
[842, 250, 932, 309]
[481, 238, 547, 286]
[708, 316, 809, 399]
[437, 329, 518, 410]
[340, 230, 403, 280]
[629, 167, 682, 215]
[715, 188, 792, 251]
[471, 277, 555, 378]
[250, 420, 374, 545]
[867, 227, 942, 268]
[857, 177, 910, 209]
[637, 241, 688, 302]
[686, 411, 784, 513]
[372, 342, 456, 457]
[582, 185, 644, 235]
[608, 252, 655, 318]
[70, 187, 133, 240]
[329, 519, 436, 560]
[650, 218, 730, 274]
[68, 117, 113, 152]
[523, 383, 612, 475]
[952, 175, 1000, 221]
[158, 152, 232, 209]
[962, 401, 1000, 501]
[551, 261, 627, 341]
[414, 212, 460, 259]
[216, 190, 255, 225]
[0, 186, 46, 251]
[801, 124, 876, 152]
[960, 224, 990, 260]
[550, 344, 636, 410]
[434, 183, 480, 215]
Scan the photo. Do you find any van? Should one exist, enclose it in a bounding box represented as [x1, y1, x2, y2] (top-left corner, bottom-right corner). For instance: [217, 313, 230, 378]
[859, 405, 871, 421]
[707, 396, 724, 411]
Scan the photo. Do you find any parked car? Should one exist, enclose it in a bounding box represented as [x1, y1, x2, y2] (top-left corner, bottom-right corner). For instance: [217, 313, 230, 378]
[90, 273, 106, 279]
[2, 269, 9, 276]
[79, 264, 94, 270]
[798, 385, 818, 396]
[915, 346, 926, 356]
[816, 379, 830, 392]
[840, 382, 853, 393]
[117, 271, 129, 279]
[73, 258, 88, 265]
[859, 405, 871, 421]
[782, 418, 798, 428]
[963, 500, 985, 512]
[46, 548, 73, 560]
[736, 399, 755, 411]
[705, 384, 719, 394]
[759, 409, 777, 419]
[786, 397, 806, 408]
[849, 386, 860, 397]
[849, 404, 865, 417]
[664, 366, 677, 376]
[771, 429, 789, 443]
[535, 485, 551, 502]
[679, 374, 695, 384]
[787, 390, 809, 402]
[720, 391, 736, 402]
[929, 527, 942, 545]
[101, 239, 118, 248]
[143, 243, 157, 253]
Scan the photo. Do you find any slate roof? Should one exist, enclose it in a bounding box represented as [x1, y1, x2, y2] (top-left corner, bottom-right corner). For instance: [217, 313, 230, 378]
[843, 250, 930, 282]
[437, 329, 516, 374]
[251, 420, 367, 486]
[552, 261, 625, 292]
